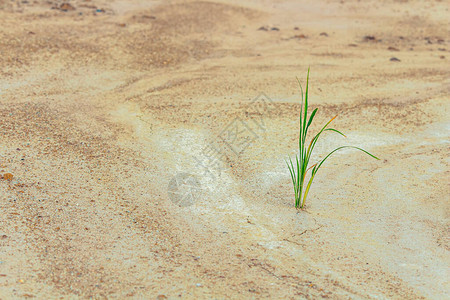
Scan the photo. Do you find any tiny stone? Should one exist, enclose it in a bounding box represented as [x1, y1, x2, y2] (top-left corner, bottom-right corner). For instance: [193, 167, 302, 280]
[3, 173, 13, 181]
[60, 3, 75, 11]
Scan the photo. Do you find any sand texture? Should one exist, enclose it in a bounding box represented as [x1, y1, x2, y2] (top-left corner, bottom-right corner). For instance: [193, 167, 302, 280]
[0, 0, 449, 299]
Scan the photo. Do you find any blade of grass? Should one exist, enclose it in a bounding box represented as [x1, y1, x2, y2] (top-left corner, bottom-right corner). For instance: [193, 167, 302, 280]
[296, 77, 304, 162]
[286, 163, 297, 203]
[324, 128, 346, 137]
[306, 108, 318, 135]
[315, 146, 380, 173]
[302, 68, 310, 143]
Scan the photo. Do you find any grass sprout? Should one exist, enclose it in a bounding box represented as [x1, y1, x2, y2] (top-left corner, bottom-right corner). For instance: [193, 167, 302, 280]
[286, 68, 379, 209]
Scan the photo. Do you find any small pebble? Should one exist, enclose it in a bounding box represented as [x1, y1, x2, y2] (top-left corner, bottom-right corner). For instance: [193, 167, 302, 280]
[364, 35, 376, 42]
[60, 3, 75, 11]
[293, 34, 306, 39]
[3, 173, 13, 181]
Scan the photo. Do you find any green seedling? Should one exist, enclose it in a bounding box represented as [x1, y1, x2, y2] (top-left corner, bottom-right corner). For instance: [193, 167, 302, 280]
[286, 68, 379, 209]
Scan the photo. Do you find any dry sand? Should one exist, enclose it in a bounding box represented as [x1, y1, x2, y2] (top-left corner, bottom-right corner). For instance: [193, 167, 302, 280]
[0, 0, 449, 298]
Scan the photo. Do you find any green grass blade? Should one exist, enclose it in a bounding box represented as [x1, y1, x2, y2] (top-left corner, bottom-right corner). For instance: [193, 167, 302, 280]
[287, 157, 299, 199]
[350, 146, 380, 160]
[302, 172, 316, 208]
[296, 77, 304, 137]
[324, 128, 346, 137]
[286, 158, 296, 186]
[302, 68, 310, 143]
[300, 70, 310, 170]
[289, 157, 296, 180]
[296, 77, 304, 105]
[306, 108, 318, 135]
[315, 146, 380, 174]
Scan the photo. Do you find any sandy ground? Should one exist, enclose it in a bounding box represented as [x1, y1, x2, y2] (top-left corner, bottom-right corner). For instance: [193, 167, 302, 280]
[0, 0, 449, 298]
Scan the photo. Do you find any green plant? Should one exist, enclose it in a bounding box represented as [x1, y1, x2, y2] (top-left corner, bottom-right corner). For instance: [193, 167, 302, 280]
[286, 68, 379, 209]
